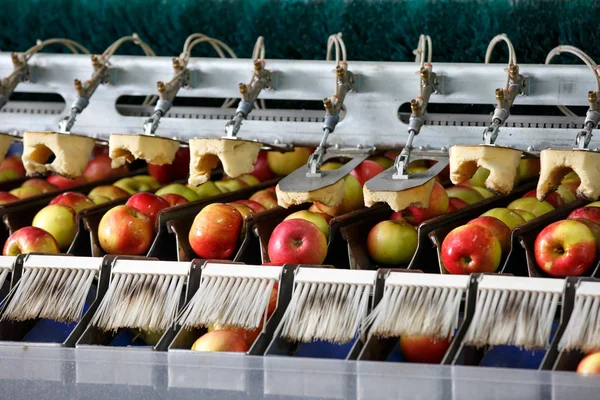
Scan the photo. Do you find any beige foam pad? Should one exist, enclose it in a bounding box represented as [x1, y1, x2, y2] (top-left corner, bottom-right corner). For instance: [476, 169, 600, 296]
[0, 134, 14, 163]
[22, 131, 95, 178]
[109, 134, 180, 168]
[276, 179, 345, 209]
[188, 138, 261, 186]
[537, 149, 600, 200]
[449, 145, 522, 195]
[363, 178, 435, 212]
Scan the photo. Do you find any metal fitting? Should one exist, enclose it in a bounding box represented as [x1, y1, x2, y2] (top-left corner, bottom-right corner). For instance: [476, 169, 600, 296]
[70, 97, 89, 113]
[408, 115, 424, 135]
[323, 97, 333, 114]
[154, 99, 171, 115]
[410, 99, 419, 114]
[509, 64, 519, 77]
[157, 81, 166, 93]
[235, 101, 253, 118]
[74, 79, 83, 91]
[323, 114, 340, 133]
[589, 91, 598, 105]
[495, 88, 504, 101]
[11, 53, 19, 65]
[91, 55, 101, 68]
[253, 59, 263, 71]
[239, 82, 247, 95]
[336, 65, 345, 79]
[420, 67, 429, 82]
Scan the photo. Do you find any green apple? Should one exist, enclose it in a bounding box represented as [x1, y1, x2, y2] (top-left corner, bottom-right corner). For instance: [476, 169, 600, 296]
[445, 186, 484, 205]
[462, 167, 490, 187]
[237, 174, 260, 186]
[90, 195, 111, 205]
[132, 175, 161, 190]
[32, 204, 77, 250]
[0, 169, 19, 182]
[188, 181, 222, 199]
[133, 329, 164, 346]
[507, 197, 555, 217]
[114, 177, 152, 194]
[156, 183, 199, 202]
[516, 158, 541, 183]
[587, 201, 600, 208]
[562, 171, 580, 183]
[557, 186, 577, 204]
[368, 156, 394, 169]
[284, 210, 330, 239]
[471, 186, 495, 199]
[314, 174, 364, 216]
[367, 220, 418, 265]
[215, 178, 248, 193]
[10, 186, 42, 199]
[513, 209, 536, 222]
[481, 208, 526, 230]
[321, 161, 344, 171]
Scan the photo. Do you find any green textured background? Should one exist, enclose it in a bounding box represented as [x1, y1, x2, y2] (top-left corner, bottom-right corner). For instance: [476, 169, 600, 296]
[0, 0, 598, 63]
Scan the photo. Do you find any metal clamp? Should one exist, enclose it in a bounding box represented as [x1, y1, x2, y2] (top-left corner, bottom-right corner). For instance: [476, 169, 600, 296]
[143, 57, 190, 136]
[575, 91, 600, 150]
[482, 64, 525, 145]
[224, 59, 273, 139]
[0, 53, 29, 110]
[307, 63, 355, 177]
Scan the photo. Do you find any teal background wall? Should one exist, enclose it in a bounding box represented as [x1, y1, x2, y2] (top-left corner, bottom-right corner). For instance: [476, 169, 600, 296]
[0, 0, 598, 63]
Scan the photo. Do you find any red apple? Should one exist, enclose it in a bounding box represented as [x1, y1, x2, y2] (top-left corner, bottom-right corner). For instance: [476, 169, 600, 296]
[449, 197, 470, 211]
[267, 147, 313, 176]
[32, 205, 77, 250]
[441, 225, 502, 274]
[573, 218, 600, 252]
[98, 205, 154, 255]
[3, 226, 60, 255]
[0, 155, 26, 177]
[47, 174, 87, 189]
[568, 207, 600, 225]
[384, 150, 400, 160]
[349, 159, 385, 186]
[467, 216, 511, 254]
[148, 148, 190, 183]
[389, 211, 406, 222]
[577, 352, 600, 374]
[402, 181, 449, 225]
[191, 330, 249, 352]
[159, 193, 188, 207]
[126, 192, 170, 229]
[534, 219, 597, 277]
[267, 219, 327, 264]
[83, 154, 128, 181]
[399, 335, 452, 364]
[251, 152, 276, 182]
[233, 199, 267, 213]
[523, 190, 565, 209]
[284, 210, 330, 238]
[367, 220, 418, 265]
[21, 178, 57, 194]
[0, 191, 18, 205]
[188, 204, 243, 259]
[50, 192, 95, 213]
[249, 189, 278, 210]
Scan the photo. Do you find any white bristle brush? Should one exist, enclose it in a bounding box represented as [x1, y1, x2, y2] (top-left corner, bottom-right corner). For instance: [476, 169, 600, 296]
[362, 273, 469, 340]
[277, 268, 376, 344]
[1, 255, 101, 323]
[464, 275, 564, 350]
[177, 263, 281, 331]
[90, 260, 189, 333]
[0, 256, 15, 293]
[558, 280, 600, 353]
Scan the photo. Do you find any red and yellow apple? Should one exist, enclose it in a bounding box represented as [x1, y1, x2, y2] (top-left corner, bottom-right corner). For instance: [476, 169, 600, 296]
[32, 204, 77, 250]
[0, 191, 19, 204]
[284, 210, 330, 239]
[21, 178, 57, 194]
[577, 352, 600, 374]
[314, 174, 364, 216]
[50, 192, 95, 213]
[572, 218, 600, 251]
[350, 159, 385, 186]
[237, 174, 261, 187]
[87, 185, 130, 202]
[457, 167, 490, 188]
[568, 206, 600, 225]
[534, 219, 597, 277]
[514, 209, 536, 222]
[126, 192, 170, 229]
[399, 335, 452, 364]
[367, 220, 418, 265]
[523, 190, 565, 209]
[46, 174, 86, 189]
[10, 186, 42, 199]
[191, 330, 249, 353]
[441, 224, 502, 274]
[507, 197, 555, 217]
[83, 154, 127, 181]
[148, 148, 190, 183]
[188, 204, 244, 259]
[156, 183, 200, 202]
[251, 151, 277, 182]
[368, 155, 394, 169]
[3, 226, 60, 255]
[159, 193, 188, 206]
[401, 181, 448, 225]
[467, 216, 511, 254]
[249, 189, 278, 210]
[448, 197, 470, 211]
[0, 154, 26, 178]
[98, 205, 154, 255]
[233, 199, 267, 213]
[267, 219, 327, 264]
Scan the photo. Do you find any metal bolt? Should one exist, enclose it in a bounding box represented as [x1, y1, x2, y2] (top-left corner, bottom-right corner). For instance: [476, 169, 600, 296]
[509, 64, 519, 76]
[91, 55, 100, 68]
[495, 88, 504, 101]
[589, 91, 598, 104]
[420, 67, 429, 80]
[172, 58, 181, 70]
[336, 65, 345, 78]
[323, 97, 333, 111]
[527, 146, 535, 152]
[238, 82, 247, 94]
[157, 81, 166, 93]
[410, 99, 419, 113]
[440, 146, 448, 152]
[253, 59, 262, 71]
[74, 79, 82, 91]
